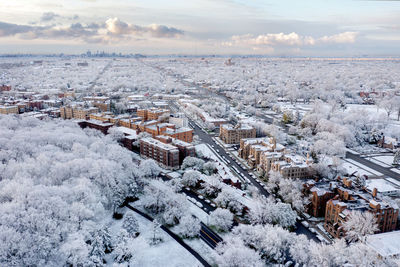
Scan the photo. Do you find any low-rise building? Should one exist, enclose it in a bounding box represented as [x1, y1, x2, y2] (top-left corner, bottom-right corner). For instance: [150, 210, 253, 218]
[60, 106, 98, 120]
[155, 135, 196, 164]
[219, 123, 256, 144]
[238, 137, 285, 168]
[365, 231, 400, 259]
[0, 85, 12, 91]
[0, 105, 19, 115]
[78, 120, 114, 134]
[140, 137, 180, 169]
[304, 176, 399, 239]
[137, 108, 170, 121]
[258, 151, 313, 179]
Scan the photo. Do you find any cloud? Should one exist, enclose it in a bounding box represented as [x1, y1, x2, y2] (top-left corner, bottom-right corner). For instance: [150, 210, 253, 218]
[40, 12, 60, 22]
[223, 31, 358, 48]
[319, 32, 358, 44]
[105, 17, 183, 38]
[0, 22, 39, 37]
[147, 24, 184, 38]
[0, 18, 184, 43]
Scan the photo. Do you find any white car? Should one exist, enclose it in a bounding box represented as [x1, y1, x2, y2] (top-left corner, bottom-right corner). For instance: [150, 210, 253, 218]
[301, 221, 309, 228]
[309, 228, 316, 233]
[316, 235, 324, 242]
[195, 201, 203, 208]
[210, 203, 216, 208]
[205, 199, 211, 204]
[198, 195, 204, 200]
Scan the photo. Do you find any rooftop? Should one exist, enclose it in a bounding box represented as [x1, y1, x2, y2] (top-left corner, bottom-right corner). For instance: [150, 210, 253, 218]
[366, 231, 400, 258]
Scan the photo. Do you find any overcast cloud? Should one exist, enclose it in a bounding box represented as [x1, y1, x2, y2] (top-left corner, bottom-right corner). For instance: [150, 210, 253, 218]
[0, 0, 399, 55]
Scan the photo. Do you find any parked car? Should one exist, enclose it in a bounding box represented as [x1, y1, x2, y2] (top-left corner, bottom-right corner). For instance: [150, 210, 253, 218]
[301, 221, 309, 228]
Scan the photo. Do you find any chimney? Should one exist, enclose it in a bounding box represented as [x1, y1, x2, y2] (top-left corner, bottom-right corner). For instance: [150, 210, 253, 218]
[157, 125, 160, 135]
[372, 188, 377, 198]
[306, 152, 310, 165]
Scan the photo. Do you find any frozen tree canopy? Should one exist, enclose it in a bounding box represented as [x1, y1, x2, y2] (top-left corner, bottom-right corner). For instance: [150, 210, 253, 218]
[0, 116, 143, 266]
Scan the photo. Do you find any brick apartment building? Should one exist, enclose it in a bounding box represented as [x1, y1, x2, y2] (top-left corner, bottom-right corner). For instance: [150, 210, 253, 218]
[219, 123, 256, 144]
[60, 106, 98, 120]
[0, 105, 19, 115]
[0, 85, 12, 91]
[143, 123, 194, 143]
[78, 120, 114, 135]
[137, 108, 170, 121]
[238, 137, 285, 168]
[303, 176, 399, 239]
[155, 135, 196, 164]
[140, 137, 180, 169]
[267, 153, 313, 179]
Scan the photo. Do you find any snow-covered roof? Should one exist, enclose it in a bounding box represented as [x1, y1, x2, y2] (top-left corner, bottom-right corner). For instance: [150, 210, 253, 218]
[366, 178, 400, 195]
[114, 126, 138, 137]
[366, 231, 400, 258]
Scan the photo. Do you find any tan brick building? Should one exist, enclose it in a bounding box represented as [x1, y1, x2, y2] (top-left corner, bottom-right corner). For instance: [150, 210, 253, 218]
[143, 123, 194, 143]
[238, 137, 285, 168]
[258, 152, 313, 179]
[137, 108, 169, 121]
[0, 105, 18, 115]
[60, 106, 98, 120]
[304, 176, 399, 239]
[219, 124, 256, 144]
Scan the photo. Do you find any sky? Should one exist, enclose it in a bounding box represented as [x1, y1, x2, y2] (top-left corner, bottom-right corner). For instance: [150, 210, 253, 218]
[0, 0, 400, 56]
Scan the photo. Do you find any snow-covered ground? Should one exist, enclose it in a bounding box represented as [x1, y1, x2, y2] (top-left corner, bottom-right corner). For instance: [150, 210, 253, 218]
[195, 143, 242, 183]
[342, 158, 383, 177]
[114, 210, 202, 267]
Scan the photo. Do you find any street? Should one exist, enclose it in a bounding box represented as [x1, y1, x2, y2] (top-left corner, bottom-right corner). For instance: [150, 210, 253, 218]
[170, 102, 320, 242]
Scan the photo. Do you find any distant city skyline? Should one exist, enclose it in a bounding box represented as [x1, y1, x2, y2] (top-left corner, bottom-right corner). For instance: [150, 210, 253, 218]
[1, 0, 400, 56]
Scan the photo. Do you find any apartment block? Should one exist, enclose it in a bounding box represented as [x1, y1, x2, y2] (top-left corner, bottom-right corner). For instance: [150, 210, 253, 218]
[238, 137, 285, 168]
[0, 85, 12, 91]
[60, 106, 98, 120]
[0, 105, 19, 115]
[257, 151, 312, 179]
[143, 123, 194, 143]
[303, 176, 399, 239]
[219, 123, 256, 144]
[78, 120, 114, 135]
[163, 127, 193, 143]
[140, 137, 180, 169]
[155, 135, 196, 164]
[137, 108, 170, 121]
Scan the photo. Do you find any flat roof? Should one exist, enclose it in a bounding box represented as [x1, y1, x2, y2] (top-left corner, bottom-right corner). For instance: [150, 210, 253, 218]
[366, 231, 400, 257]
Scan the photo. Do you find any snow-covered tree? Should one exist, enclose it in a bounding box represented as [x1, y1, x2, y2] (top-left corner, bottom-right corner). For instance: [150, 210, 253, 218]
[176, 215, 201, 238]
[216, 236, 263, 267]
[181, 156, 205, 170]
[122, 213, 140, 238]
[249, 197, 297, 228]
[209, 208, 234, 232]
[181, 170, 202, 187]
[342, 210, 379, 242]
[113, 229, 134, 264]
[202, 161, 217, 175]
[140, 159, 161, 178]
[201, 176, 223, 197]
[0, 116, 143, 266]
